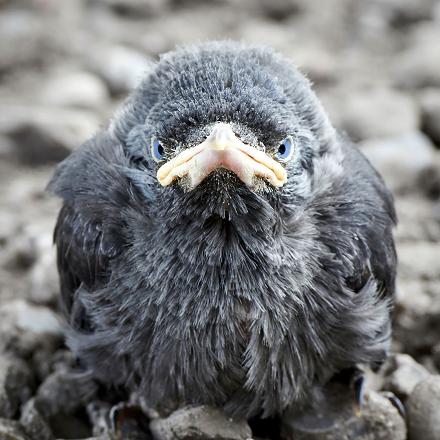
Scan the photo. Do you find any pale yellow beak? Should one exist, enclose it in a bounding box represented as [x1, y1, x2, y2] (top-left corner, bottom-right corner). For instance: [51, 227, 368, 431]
[156, 123, 287, 190]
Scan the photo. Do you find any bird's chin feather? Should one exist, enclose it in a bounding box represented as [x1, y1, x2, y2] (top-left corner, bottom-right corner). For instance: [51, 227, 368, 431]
[162, 169, 280, 224]
[179, 168, 274, 196]
[122, 164, 279, 231]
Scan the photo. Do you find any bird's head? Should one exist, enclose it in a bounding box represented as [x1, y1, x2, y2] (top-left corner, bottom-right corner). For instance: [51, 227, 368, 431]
[112, 41, 336, 223]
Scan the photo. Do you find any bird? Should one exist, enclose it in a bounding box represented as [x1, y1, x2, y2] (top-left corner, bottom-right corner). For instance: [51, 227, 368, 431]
[48, 41, 397, 423]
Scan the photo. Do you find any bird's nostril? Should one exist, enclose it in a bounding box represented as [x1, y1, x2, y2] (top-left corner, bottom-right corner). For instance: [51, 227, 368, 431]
[215, 132, 229, 148]
[209, 123, 237, 150]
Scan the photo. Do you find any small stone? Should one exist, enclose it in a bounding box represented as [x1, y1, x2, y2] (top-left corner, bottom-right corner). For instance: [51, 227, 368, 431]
[436, 1, 440, 20]
[27, 247, 59, 306]
[398, 242, 440, 281]
[39, 71, 109, 110]
[0, 355, 34, 419]
[383, 354, 431, 401]
[0, 419, 29, 440]
[325, 87, 420, 142]
[395, 279, 432, 316]
[294, 45, 339, 86]
[283, 390, 406, 440]
[254, 0, 301, 21]
[393, 279, 440, 356]
[420, 88, 440, 146]
[417, 154, 440, 200]
[1, 225, 53, 276]
[433, 344, 440, 370]
[407, 376, 440, 440]
[0, 105, 100, 165]
[0, 300, 61, 336]
[0, 135, 14, 162]
[150, 405, 252, 440]
[87, 45, 154, 95]
[31, 349, 75, 384]
[0, 222, 59, 306]
[360, 132, 436, 194]
[0, 9, 61, 75]
[394, 196, 440, 242]
[93, 0, 168, 18]
[393, 23, 440, 89]
[20, 399, 54, 440]
[237, 18, 296, 51]
[381, 0, 436, 27]
[2, 234, 39, 273]
[35, 368, 97, 418]
[0, 300, 62, 358]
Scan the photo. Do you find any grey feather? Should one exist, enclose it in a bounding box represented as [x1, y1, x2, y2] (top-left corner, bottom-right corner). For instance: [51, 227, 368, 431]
[48, 41, 396, 418]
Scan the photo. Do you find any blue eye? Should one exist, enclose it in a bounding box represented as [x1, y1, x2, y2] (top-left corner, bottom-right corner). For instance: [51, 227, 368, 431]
[276, 136, 294, 162]
[151, 137, 165, 162]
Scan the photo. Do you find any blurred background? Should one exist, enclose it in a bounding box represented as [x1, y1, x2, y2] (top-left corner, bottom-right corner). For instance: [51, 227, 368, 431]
[0, 0, 439, 438]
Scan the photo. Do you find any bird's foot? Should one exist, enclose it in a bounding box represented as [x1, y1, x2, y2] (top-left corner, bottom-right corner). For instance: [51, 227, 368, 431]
[351, 368, 366, 416]
[109, 402, 150, 439]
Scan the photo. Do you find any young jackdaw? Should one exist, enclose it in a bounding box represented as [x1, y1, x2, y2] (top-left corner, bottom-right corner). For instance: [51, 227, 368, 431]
[48, 41, 396, 420]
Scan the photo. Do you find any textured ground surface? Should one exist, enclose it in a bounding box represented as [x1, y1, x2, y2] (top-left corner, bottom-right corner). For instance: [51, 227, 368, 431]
[0, 0, 440, 439]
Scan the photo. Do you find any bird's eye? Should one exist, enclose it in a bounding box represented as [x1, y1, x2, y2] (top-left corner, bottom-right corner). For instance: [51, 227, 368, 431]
[151, 137, 165, 162]
[276, 136, 295, 162]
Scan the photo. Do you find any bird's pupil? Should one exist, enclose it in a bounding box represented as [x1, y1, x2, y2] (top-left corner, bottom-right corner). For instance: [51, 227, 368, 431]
[157, 144, 164, 157]
[278, 143, 286, 155]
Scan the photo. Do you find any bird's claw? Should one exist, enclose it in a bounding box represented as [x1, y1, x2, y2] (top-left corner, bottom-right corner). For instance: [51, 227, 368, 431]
[352, 369, 366, 416]
[109, 402, 126, 433]
[109, 402, 150, 439]
[381, 391, 406, 418]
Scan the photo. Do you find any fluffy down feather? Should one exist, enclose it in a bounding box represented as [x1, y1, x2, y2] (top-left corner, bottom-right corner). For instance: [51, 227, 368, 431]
[48, 41, 396, 418]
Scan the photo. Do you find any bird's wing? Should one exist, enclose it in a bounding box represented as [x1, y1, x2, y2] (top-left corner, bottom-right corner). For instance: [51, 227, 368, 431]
[48, 132, 132, 331]
[341, 141, 397, 300]
[296, 140, 398, 381]
[304, 137, 397, 305]
[53, 203, 117, 331]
